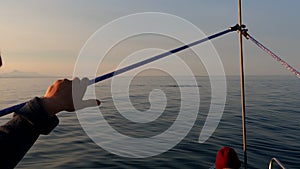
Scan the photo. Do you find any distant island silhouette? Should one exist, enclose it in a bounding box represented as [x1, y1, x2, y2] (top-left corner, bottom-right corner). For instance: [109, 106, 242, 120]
[0, 70, 52, 78]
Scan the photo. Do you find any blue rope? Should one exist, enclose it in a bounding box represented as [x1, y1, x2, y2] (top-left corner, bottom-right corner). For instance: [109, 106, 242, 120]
[0, 28, 233, 117]
[89, 28, 232, 84]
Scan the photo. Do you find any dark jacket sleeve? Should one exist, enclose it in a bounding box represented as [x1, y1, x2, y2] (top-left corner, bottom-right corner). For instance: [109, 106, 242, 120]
[0, 97, 59, 169]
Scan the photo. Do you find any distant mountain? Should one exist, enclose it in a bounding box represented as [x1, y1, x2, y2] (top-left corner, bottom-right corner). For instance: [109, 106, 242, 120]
[0, 70, 50, 78]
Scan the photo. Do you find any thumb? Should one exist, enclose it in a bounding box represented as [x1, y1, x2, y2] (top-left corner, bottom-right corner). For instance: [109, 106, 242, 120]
[79, 99, 101, 109]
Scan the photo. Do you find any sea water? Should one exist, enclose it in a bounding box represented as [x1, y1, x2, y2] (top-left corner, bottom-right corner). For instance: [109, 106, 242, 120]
[0, 76, 299, 168]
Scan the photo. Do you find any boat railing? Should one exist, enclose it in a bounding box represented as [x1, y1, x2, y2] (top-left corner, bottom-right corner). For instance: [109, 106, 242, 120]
[269, 157, 286, 169]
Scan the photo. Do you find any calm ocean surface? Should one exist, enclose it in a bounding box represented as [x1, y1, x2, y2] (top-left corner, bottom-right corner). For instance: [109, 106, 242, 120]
[0, 76, 299, 169]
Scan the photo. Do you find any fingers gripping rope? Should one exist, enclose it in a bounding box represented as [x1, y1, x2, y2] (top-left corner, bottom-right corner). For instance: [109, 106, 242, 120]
[242, 30, 300, 78]
[0, 27, 235, 117]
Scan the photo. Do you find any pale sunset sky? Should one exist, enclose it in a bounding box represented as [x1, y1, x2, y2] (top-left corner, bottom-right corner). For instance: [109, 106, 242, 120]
[0, 0, 299, 76]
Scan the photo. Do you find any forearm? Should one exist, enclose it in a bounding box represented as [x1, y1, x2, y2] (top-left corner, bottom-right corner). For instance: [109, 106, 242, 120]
[0, 97, 59, 168]
[0, 78, 99, 168]
[0, 115, 40, 168]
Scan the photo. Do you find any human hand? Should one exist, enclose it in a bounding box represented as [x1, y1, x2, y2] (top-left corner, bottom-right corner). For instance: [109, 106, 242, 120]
[40, 78, 100, 116]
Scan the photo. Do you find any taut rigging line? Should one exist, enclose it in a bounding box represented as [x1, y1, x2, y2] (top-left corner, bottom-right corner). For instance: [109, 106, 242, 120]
[0, 26, 237, 117]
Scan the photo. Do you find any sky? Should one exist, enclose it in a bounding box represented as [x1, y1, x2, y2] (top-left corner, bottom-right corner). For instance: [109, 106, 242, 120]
[0, 0, 299, 76]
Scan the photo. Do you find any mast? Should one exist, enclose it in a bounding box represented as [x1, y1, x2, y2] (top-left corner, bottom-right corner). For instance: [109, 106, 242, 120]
[238, 0, 247, 168]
